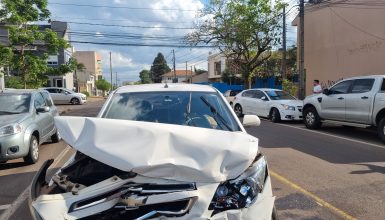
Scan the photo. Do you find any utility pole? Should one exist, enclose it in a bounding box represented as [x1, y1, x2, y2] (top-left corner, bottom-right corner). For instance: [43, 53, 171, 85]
[172, 49, 176, 83]
[115, 72, 118, 88]
[109, 51, 113, 91]
[299, 0, 305, 99]
[185, 61, 188, 83]
[282, 5, 287, 79]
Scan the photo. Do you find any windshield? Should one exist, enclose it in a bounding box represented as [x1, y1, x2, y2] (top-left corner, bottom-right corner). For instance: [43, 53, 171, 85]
[0, 94, 31, 114]
[102, 91, 240, 131]
[266, 90, 296, 100]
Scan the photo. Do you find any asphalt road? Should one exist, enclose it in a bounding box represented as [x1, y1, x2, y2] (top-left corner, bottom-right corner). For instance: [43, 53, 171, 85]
[0, 100, 105, 220]
[1, 101, 384, 220]
[247, 120, 385, 220]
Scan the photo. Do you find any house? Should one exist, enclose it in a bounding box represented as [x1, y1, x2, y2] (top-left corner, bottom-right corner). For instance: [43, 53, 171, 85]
[0, 21, 75, 90]
[162, 70, 194, 83]
[73, 51, 103, 95]
[293, 0, 385, 95]
[207, 53, 226, 82]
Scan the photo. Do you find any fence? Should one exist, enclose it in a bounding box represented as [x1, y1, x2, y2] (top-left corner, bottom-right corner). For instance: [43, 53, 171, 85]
[195, 77, 282, 93]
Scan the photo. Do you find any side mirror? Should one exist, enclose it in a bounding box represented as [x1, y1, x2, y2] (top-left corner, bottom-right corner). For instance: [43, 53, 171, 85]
[261, 96, 268, 101]
[36, 106, 50, 113]
[323, 89, 330, 95]
[243, 115, 261, 127]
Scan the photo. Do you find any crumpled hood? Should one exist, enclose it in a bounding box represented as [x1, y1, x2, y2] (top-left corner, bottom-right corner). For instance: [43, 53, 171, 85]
[0, 113, 29, 127]
[54, 116, 259, 183]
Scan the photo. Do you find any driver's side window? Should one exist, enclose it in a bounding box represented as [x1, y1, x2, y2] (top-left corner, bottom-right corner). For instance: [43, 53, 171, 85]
[34, 93, 46, 108]
[329, 80, 353, 95]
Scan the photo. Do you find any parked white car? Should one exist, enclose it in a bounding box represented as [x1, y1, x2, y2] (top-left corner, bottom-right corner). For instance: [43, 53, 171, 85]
[42, 87, 87, 105]
[30, 84, 277, 220]
[233, 88, 303, 122]
[223, 89, 242, 106]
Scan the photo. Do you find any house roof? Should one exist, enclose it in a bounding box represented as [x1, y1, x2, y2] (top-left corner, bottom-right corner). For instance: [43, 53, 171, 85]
[163, 70, 194, 77]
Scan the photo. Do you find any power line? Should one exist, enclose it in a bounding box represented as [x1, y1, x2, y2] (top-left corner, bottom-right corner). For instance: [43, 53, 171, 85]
[67, 21, 195, 30]
[49, 17, 191, 24]
[49, 2, 199, 12]
[69, 40, 215, 48]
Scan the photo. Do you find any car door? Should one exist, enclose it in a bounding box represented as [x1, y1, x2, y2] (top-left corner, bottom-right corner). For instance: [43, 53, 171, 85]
[249, 90, 269, 116]
[33, 93, 51, 141]
[40, 91, 57, 134]
[345, 78, 375, 124]
[56, 88, 70, 104]
[239, 90, 255, 114]
[320, 80, 353, 121]
[46, 88, 59, 104]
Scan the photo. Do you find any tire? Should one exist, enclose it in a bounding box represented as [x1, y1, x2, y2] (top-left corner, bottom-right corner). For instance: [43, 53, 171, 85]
[24, 135, 39, 164]
[71, 98, 80, 105]
[51, 131, 60, 143]
[303, 107, 322, 129]
[234, 104, 243, 117]
[270, 108, 281, 123]
[377, 117, 385, 143]
[272, 205, 278, 220]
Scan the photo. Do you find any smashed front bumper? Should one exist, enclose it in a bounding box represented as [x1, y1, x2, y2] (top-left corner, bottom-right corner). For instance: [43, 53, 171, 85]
[30, 159, 275, 220]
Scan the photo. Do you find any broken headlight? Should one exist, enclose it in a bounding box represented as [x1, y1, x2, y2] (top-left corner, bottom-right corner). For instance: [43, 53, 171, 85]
[209, 155, 268, 214]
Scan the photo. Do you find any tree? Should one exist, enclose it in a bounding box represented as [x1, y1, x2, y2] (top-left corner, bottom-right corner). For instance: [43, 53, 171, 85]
[0, 0, 72, 88]
[194, 67, 207, 75]
[139, 69, 152, 84]
[95, 79, 111, 95]
[69, 58, 86, 92]
[187, 0, 284, 88]
[150, 53, 171, 83]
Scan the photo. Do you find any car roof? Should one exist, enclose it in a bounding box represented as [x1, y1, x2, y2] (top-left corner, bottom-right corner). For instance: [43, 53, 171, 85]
[115, 83, 217, 94]
[244, 88, 282, 92]
[1, 89, 41, 94]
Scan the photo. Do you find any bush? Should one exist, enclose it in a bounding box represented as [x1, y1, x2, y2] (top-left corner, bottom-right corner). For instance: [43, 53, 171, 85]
[81, 91, 90, 97]
[282, 79, 298, 98]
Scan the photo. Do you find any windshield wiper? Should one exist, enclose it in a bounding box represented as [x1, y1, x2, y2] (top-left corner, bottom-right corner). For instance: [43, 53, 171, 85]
[200, 96, 233, 131]
[0, 111, 21, 115]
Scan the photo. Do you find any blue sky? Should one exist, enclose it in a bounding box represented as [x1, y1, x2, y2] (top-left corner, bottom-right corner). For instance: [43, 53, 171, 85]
[47, 0, 298, 83]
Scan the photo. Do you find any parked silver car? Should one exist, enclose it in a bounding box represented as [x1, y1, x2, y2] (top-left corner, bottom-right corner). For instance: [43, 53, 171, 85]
[0, 89, 60, 164]
[42, 87, 87, 105]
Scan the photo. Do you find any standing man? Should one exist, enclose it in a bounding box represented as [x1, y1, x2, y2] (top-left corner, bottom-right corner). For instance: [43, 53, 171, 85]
[313, 80, 322, 94]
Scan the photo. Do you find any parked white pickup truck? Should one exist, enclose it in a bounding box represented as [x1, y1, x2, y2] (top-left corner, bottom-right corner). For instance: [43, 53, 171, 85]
[302, 75, 385, 142]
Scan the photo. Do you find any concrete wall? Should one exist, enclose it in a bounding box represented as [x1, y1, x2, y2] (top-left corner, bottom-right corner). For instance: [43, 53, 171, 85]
[297, 0, 385, 95]
[191, 72, 208, 83]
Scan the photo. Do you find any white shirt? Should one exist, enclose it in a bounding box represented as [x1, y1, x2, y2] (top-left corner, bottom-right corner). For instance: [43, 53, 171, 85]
[313, 84, 322, 94]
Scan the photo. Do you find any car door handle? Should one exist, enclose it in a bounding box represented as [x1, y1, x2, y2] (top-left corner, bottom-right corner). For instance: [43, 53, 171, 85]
[337, 97, 344, 100]
[361, 96, 369, 99]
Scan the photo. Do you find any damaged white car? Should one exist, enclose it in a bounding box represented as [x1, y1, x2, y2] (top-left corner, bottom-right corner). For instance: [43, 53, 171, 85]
[30, 84, 277, 220]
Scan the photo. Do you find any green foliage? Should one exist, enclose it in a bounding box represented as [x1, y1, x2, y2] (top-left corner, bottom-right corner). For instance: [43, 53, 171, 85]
[222, 68, 242, 85]
[139, 69, 152, 84]
[81, 91, 90, 97]
[95, 79, 111, 94]
[282, 79, 298, 97]
[194, 68, 207, 75]
[0, 0, 72, 89]
[4, 76, 24, 89]
[150, 53, 171, 83]
[188, 0, 285, 88]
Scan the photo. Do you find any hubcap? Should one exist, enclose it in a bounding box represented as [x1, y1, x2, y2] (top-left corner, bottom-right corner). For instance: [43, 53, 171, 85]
[235, 106, 241, 115]
[306, 112, 315, 125]
[31, 139, 38, 160]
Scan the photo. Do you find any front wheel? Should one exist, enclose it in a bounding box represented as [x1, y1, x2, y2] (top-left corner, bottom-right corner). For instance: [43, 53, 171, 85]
[71, 98, 80, 105]
[377, 117, 385, 143]
[234, 104, 243, 117]
[24, 135, 39, 164]
[270, 108, 281, 123]
[51, 131, 60, 143]
[303, 107, 322, 129]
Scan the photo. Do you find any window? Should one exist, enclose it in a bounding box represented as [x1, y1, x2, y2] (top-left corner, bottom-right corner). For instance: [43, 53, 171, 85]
[230, 90, 241, 97]
[41, 92, 53, 107]
[253, 90, 266, 99]
[351, 79, 374, 93]
[0, 94, 31, 114]
[266, 90, 296, 100]
[241, 90, 254, 98]
[329, 80, 353, 94]
[46, 88, 58, 93]
[34, 93, 46, 108]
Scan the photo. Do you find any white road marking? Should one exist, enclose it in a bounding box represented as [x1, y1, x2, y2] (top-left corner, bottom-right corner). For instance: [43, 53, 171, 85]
[0, 205, 11, 211]
[268, 121, 385, 150]
[0, 145, 71, 220]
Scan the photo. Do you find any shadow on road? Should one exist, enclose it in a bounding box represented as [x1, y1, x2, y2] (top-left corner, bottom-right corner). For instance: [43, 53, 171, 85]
[351, 164, 385, 175]
[0, 162, 28, 170]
